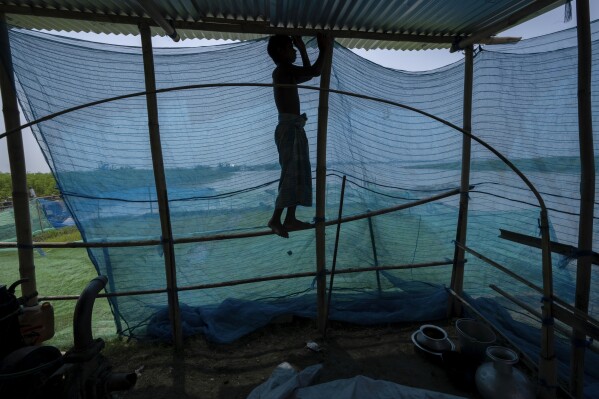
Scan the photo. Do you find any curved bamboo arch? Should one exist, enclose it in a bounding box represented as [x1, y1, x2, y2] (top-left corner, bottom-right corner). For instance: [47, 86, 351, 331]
[0, 82, 547, 210]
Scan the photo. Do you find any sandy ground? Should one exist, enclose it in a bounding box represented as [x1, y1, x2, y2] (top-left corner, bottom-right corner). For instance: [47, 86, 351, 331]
[104, 318, 480, 399]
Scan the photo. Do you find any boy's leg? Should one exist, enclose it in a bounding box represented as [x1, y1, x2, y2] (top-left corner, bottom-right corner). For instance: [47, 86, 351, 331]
[268, 208, 289, 238]
[283, 206, 313, 231]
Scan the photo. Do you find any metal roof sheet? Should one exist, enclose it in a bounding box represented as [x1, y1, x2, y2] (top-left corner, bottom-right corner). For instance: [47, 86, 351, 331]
[0, 0, 566, 50]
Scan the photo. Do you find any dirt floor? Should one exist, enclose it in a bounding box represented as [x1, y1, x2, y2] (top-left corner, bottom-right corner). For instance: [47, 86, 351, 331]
[104, 317, 485, 399]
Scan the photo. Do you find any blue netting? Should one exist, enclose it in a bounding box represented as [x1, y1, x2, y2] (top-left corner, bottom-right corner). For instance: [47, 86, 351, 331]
[6, 21, 599, 394]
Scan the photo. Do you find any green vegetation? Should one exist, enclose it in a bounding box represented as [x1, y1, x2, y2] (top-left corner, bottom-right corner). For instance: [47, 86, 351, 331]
[0, 172, 59, 200]
[0, 226, 114, 350]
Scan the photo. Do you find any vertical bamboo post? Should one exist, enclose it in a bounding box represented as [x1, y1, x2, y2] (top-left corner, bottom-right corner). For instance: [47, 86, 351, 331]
[571, 0, 594, 396]
[449, 45, 473, 316]
[102, 246, 123, 334]
[539, 209, 557, 398]
[138, 22, 183, 351]
[316, 37, 334, 333]
[367, 213, 382, 293]
[0, 14, 37, 306]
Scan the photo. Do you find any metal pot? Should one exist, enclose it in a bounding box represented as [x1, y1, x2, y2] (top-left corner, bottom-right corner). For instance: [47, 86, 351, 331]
[475, 346, 535, 399]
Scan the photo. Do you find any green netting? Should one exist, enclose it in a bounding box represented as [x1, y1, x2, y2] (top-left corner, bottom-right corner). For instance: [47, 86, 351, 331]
[4, 21, 599, 393]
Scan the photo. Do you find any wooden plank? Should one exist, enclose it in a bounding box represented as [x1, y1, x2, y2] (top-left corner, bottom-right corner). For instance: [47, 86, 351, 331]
[499, 229, 599, 266]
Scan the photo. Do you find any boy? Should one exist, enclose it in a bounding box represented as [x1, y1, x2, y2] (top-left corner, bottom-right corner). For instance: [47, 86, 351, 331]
[266, 34, 330, 238]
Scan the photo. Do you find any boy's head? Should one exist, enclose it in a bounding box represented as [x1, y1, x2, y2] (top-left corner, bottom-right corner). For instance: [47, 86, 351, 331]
[267, 35, 295, 64]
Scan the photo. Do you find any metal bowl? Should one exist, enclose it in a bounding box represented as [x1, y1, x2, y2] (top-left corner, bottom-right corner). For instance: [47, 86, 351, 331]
[416, 324, 450, 352]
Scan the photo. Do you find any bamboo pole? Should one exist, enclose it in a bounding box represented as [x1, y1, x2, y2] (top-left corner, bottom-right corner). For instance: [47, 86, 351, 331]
[367, 213, 382, 293]
[455, 240, 599, 327]
[0, 14, 37, 306]
[39, 260, 452, 301]
[449, 44, 473, 317]
[0, 187, 462, 249]
[102, 246, 123, 334]
[489, 285, 599, 353]
[572, 1, 594, 396]
[315, 37, 334, 334]
[139, 22, 183, 351]
[324, 175, 346, 337]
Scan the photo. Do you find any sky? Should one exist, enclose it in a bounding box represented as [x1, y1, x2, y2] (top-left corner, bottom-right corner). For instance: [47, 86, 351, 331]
[0, 1, 598, 174]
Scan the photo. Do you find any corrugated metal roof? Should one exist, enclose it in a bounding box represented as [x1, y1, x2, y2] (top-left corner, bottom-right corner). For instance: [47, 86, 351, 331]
[0, 0, 565, 50]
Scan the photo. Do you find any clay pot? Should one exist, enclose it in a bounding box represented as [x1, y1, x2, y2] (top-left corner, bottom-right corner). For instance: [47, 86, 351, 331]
[475, 346, 535, 399]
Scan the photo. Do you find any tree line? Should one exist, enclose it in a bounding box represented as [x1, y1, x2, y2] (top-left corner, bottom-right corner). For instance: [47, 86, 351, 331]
[0, 173, 59, 201]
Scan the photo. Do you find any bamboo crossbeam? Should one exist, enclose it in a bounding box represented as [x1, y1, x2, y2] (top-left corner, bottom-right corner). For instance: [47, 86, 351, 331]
[455, 241, 599, 329]
[38, 260, 452, 301]
[0, 187, 462, 249]
[499, 229, 599, 266]
[490, 284, 599, 355]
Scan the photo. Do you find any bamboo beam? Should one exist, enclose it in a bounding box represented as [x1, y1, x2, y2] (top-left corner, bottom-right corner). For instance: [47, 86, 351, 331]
[316, 37, 334, 334]
[455, 241, 599, 327]
[449, 44, 473, 317]
[0, 187, 463, 249]
[139, 22, 182, 351]
[0, 13, 37, 306]
[490, 285, 599, 354]
[39, 260, 452, 301]
[499, 229, 599, 266]
[452, 0, 563, 51]
[572, 0, 594, 396]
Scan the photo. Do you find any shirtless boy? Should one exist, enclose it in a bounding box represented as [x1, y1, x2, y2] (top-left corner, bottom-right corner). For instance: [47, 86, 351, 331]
[266, 34, 330, 238]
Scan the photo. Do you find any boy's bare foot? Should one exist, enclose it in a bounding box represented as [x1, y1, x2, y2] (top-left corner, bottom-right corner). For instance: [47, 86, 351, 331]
[268, 220, 289, 238]
[283, 219, 313, 231]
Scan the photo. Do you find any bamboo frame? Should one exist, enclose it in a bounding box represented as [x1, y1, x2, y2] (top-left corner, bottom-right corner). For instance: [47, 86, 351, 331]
[572, 1, 594, 396]
[0, 13, 37, 306]
[38, 260, 452, 301]
[0, 81, 560, 389]
[490, 284, 599, 355]
[449, 44, 473, 316]
[0, 187, 463, 249]
[139, 22, 183, 351]
[455, 241, 599, 327]
[324, 175, 347, 338]
[315, 37, 334, 334]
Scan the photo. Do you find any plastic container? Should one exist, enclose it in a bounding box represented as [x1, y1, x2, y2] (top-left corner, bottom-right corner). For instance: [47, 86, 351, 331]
[455, 318, 496, 362]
